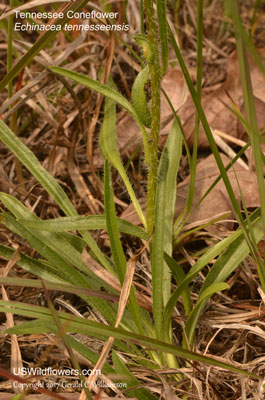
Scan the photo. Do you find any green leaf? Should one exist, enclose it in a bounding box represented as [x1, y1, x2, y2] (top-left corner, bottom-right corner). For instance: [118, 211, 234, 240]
[1, 211, 118, 325]
[163, 120, 182, 305]
[132, 66, 151, 128]
[168, 25, 258, 259]
[0, 193, 92, 276]
[99, 79, 146, 228]
[1, 301, 256, 378]
[104, 160, 147, 336]
[151, 145, 169, 340]
[104, 160, 127, 283]
[183, 282, 229, 348]
[67, 335, 114, 375]
[10, 395, 22, 400]
[0, 244, 65, 283]
[164, 253, 192, 316]
[0, 120, 75, 216]
[18, 215, 149, 240]
[0, 277, 119, 303]
[156, 0, 168, 74]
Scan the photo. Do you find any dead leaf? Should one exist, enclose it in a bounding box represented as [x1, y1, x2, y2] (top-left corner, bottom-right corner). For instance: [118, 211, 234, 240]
[179, 48, 265, 148]
[175, 153, 260, 234]
[121, 153, 261, 236]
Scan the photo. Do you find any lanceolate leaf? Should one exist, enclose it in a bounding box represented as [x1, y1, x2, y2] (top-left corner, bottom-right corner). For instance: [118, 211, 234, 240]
[156, 0, 168, 74]
[18, 215, 149, 240]
[132, 66, 151, 128]
[99, 81, 146, 228]
[104, 160, 127, 282]
[0, 277, 119, 302]
[151, 146, 169, 339]
[0, 120, 75, 216]
[104, 160, 148, 336]
[163, 120, 182, 305]
[1, 301, 257, 378]
[0, 244, 66, 283]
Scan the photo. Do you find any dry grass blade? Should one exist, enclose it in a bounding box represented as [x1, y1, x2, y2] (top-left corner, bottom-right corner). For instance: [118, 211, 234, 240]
[212, 129, 249, 170]
[82, 247, 152, 311]
[0, 249, 23, 393]
[82, 247, 121, 291]
[212, 323, 265, 341]
[78, 254, 139, 397]
[258, 287, 265, 304]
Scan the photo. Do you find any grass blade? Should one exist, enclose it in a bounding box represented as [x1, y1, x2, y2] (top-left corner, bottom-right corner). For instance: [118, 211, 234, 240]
[229, 0, 265, 288]
[183, 282, 229, 348]
[168, 25, 262, 269]
[0, 277, 119, 302]
[0, 244, 66, 283]
[104, 160, 148, 337]
[0, 120, 75, 216]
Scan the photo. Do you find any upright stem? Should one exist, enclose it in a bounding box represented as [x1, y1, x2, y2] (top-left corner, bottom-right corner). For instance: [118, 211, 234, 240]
[144, 0, 161, 234]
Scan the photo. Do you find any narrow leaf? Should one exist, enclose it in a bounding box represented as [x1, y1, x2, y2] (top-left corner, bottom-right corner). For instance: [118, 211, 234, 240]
[18, 215, 149, 240]
[99, 81, 146, 228]
[132, 66, 151, 128]
[156, 0, 168, 73]
[151, 146, 169, 339]
[0, 301, 257, 377]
